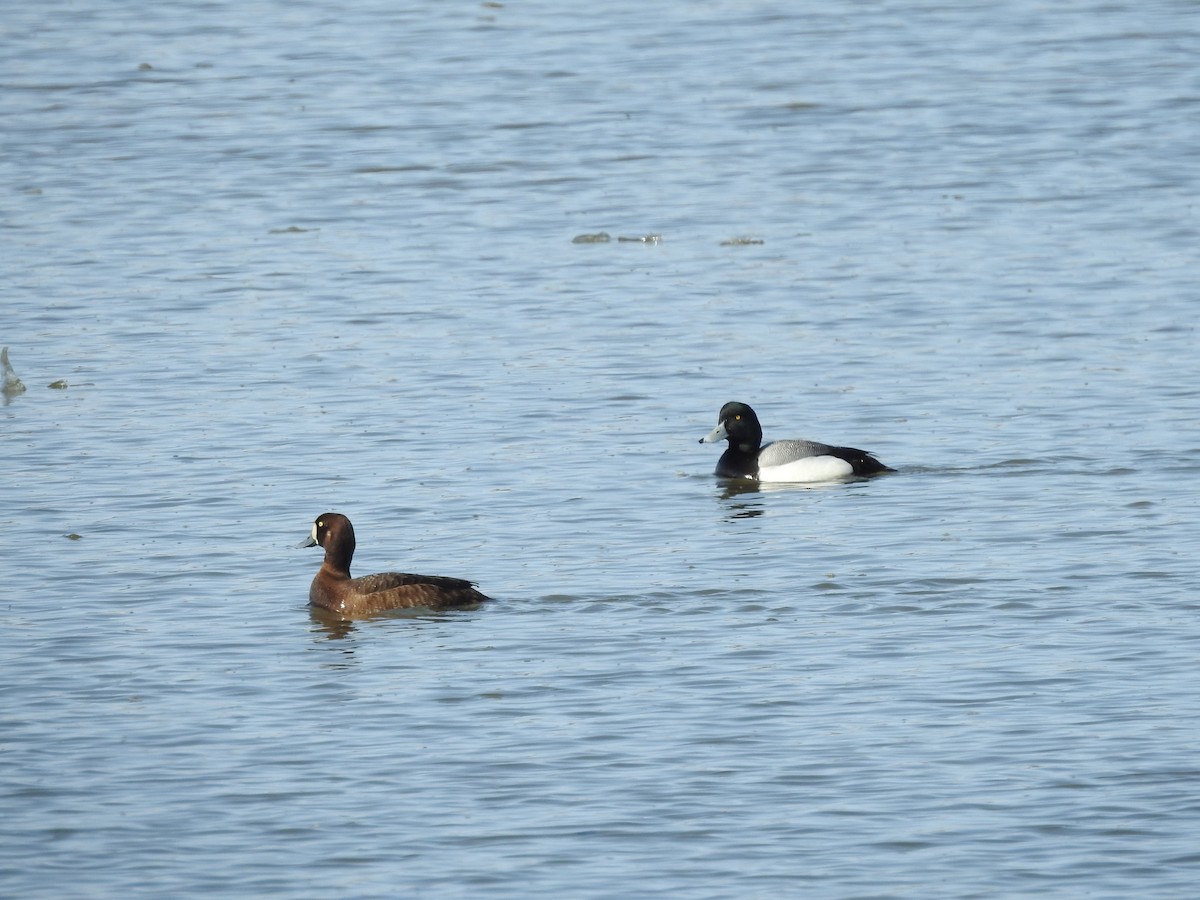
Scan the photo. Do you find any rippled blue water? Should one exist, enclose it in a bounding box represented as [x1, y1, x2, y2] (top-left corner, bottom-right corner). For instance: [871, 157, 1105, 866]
[4, 1, 1199, 896]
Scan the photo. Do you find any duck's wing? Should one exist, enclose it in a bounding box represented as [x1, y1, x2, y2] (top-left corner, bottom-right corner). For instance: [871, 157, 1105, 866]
[349, 571, 489, 611]
[759, 439, 891, 480]
[352, 571, 476, 593]
[757, 439, 837, 467]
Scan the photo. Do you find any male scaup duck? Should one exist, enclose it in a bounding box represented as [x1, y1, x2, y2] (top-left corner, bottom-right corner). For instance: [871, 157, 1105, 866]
[299, 513, 490, 615]
[699, 401, 892, 483]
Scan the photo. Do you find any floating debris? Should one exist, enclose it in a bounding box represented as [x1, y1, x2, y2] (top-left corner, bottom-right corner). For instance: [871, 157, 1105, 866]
[48, 379, 69, 390]
[571, 232, 611, 244]
[2, 347, 26, 396]
[720, 236, 764, 246]
[617, 233, 662, 244]
[65, 533, 83, 541]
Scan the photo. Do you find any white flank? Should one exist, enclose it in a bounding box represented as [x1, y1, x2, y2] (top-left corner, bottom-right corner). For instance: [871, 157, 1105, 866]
[758, 455, 855, 484]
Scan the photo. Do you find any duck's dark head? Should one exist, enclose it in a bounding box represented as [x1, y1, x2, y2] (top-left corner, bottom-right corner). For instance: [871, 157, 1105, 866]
[699, 401, 763, 452]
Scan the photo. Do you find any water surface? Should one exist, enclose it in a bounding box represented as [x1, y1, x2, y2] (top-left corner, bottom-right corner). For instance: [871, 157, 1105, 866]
[3, 1, 1199, 897]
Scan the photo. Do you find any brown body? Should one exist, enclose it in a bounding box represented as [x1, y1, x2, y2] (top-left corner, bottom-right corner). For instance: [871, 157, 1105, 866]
[301, 513, 490, 616]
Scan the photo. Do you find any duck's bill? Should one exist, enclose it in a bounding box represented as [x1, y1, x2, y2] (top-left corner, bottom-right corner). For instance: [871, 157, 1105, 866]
[296, 535, 318, 548]
[699, 422, 728, 444]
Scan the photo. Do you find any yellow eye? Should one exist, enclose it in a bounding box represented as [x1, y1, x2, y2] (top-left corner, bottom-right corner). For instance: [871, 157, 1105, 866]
[734, 414, 741, 421]
[317, 520, 324, 527]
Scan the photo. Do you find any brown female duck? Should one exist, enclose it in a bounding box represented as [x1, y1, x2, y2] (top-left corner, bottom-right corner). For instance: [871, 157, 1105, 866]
[299, 513, 490, 615]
